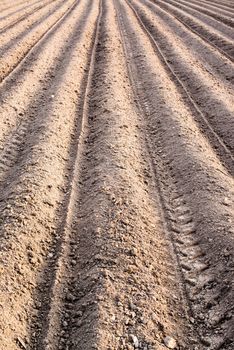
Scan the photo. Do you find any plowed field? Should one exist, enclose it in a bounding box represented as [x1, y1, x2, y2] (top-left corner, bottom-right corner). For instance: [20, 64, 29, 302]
[0, 0, 233, 349]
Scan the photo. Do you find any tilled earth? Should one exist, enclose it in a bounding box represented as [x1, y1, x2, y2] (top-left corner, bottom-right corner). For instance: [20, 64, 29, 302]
[0, 0, 233, 349]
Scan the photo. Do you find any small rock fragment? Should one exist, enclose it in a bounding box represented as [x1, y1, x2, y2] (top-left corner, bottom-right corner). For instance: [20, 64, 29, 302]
[130, 247, 138, 256]
[130, 334, 139, 348]
[16, 337, 27, 349]
[66, 292, 76, 302]
[77, 319, 82, 327]
[223, 197, 231, 206]
[164, 336, 177, 349]
[63, 320, 68, 327]
[76, 310, 83, 317]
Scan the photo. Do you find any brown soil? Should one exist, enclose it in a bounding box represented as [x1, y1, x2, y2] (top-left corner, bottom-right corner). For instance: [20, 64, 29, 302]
[0, 0, 233, 349]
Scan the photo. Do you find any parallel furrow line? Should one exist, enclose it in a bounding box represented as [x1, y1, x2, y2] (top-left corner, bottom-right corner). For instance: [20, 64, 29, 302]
[127, 0, 234, 173]
[0, 0, 55, 35]
[0, 0, 42, 22]
[0, 0, 87, 199]
[0, 0, 71, 54]
[150, 0, 234, 62]
[28, 2, 102, 349]
[0, 0, 100, 348]
[187, 0, 234, 17]
[0, 0, 78, 84]
[115, 0, 203, 346]
[156, 0, 234, 37]
[201, 0, 234, 11]
[116, 0, 234, 347]
[171, 0, 234, 27]
[134, 0, 234, 83]
[0, 0, 33, 13]
[184, 0, 234, 18]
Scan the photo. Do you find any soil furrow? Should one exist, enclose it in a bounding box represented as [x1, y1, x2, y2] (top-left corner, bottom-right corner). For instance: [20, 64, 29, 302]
[133, 0, 234, 84]
[0, 0, 76, 83]
[0, 0, 41, 20]
[0, 0, 69, 50]
[31, 2, 103, 348]
[150, 0, 234, 61]
[116, 0, 234, 348]
[0, 0, 90, 190]
[0, 2, 86, 155]
[0, 0, 233, 349]
[185, 0, 234, 18]
[171, 0, 234, 27]
[0, 0, 34, 13]
[0, 0, 55, 35]
[129, 0, 234, 165]
[201, 0, 234, 11]
[0, 0, 100, 348]
[0, 0, 82, 152]
[44, 0, 201, 348]
[156, 0, 234, 38]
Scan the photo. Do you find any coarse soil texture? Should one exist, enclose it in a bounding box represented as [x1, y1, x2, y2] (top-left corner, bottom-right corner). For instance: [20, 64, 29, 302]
[0, 0, 233, 349]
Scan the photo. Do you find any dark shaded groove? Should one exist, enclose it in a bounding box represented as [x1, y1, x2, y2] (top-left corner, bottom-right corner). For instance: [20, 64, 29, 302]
[187, 0, 234, 17]
[0, 0, 42, 22]
[0, 0, 78, 86]
[0, 0, 69, 55]
[0, 0, 55, 35]
[183, 0, 234, 17]
[130, 0, 234, 159]
[150, 0, 234, 61]
[135, 0, 234, 83]
[0, 0, 33, 14]
[201, 0, 234, 11]
[25, 1, 102, 348]
[0, 0, 84, 196]
[114, 0, 201, 345]
[127, 0, 234, 175]
[172, 0, 234, 27]
[157, 0, 234, 37]
[116, 0, 234, 347]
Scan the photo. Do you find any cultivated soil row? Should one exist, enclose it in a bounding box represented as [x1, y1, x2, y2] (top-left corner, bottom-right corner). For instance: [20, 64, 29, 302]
[0, 0, 233, 349]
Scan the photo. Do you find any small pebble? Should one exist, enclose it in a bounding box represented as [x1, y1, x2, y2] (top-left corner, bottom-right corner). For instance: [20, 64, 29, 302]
[164, 336, 177, 349]
[130, 247, 138, 256]
[223, 197, 229, 205]
[66, 292, 76, 302]
[77, 319, 82, 327]
[63, 321, 68, 327]
[130, 334, 139, 348]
